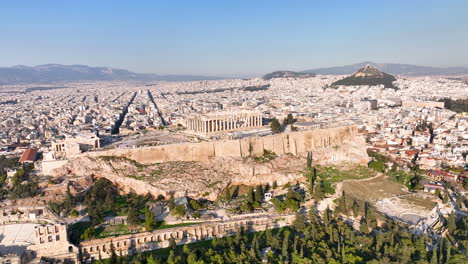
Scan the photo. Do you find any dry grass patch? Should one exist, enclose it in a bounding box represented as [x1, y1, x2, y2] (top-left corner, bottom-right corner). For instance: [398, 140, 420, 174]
[344, 175, 407, 202]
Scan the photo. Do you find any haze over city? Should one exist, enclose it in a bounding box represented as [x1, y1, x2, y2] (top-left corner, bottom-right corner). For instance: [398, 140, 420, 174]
[0, 1, 467, 264]
[2, 0, 468, 77]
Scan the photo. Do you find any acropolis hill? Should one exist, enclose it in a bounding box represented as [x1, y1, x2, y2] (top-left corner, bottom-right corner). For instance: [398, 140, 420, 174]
[50, 125, 368, 199]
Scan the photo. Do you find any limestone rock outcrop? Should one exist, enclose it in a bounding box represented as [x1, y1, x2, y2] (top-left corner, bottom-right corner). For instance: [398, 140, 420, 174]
[51, 126, 369, 200]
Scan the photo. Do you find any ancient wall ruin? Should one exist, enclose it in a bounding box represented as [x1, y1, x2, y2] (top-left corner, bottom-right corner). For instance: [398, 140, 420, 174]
[26, 223, 79, 263]
[79, 214, 295, 261]
[75, 125, 361, 164]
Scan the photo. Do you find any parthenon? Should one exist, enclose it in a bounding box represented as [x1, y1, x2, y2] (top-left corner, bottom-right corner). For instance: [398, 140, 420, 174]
[185, 111, 263, 134]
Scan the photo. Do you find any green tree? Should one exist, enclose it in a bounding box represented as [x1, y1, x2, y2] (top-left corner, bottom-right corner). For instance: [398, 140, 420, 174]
[447, 211, 456, 233]
[430, 249, 437, 264]
[168, 195, 175, 211]
[308, 207, 318, 223]
[172, 205, 186, 217]
[360, 218, 368, 234]
[285, 197, 300, 211]
[109, 241, 117, 264]
[145, 209, 157, 231]
[270, 118, 282, 134]
[224, 188, 231, 201]
[282, 230, 291, 260]
[169, 236, 177, 250]
[147, 254, 160, 264]
[283, 113, 294, 125]
[127, 207, 140, 226]
[323, 206, 331, 226]
[338, 191, 347, 213]
[255, 185, 263, 203]
[271, 197, 285, 213]
[314, 181, 324, 200]
[443, 193, 449, 204]
[189, 199, 201, 210]
[80, 227, 96, 240]
[352, 200, 360, 217]
[240, 202, 253, 213]
[293, 212, 306, 230]
[247, 186, 255, 204]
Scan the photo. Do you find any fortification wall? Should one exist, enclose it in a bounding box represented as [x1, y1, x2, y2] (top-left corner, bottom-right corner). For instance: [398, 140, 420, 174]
[76, 125, 359, 164]
[79, 214, 295, 261]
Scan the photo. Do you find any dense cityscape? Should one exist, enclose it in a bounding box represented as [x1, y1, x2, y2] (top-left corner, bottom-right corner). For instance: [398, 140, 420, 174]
[1, 1, 468, 264]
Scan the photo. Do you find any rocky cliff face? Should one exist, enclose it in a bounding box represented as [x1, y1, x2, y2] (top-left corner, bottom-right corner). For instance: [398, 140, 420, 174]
[52, 133, 368, 200]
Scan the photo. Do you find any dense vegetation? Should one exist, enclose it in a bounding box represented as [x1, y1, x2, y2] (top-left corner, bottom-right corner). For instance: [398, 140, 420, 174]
[439, 98, 468, 113]
[95, 207, 467, 264]
[366, 150, 423, 191]
[0, 155, 20, 176]
[83, 178, 155, 226]
[262, 71, 316, 80]
[331, 67, 397, 89]
[270, 118, 282, 134]
[169, 84, 271, 95]
[0, 156, 38, 200]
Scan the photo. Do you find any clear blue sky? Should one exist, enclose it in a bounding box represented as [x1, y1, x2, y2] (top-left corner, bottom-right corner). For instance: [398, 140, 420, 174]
[1, 0, 467, 77]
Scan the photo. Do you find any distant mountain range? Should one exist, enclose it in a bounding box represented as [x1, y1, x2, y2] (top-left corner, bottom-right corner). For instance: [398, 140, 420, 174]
[0, 64, 228, 84]
[302, 62, 468, 76]
[331, 65, 397, 89]
[262, 71, 316, 80]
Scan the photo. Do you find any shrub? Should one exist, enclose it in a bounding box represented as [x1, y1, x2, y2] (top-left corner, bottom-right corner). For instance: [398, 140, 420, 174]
[172, 205, 186, 217]
[70, 209, 79, 218]
[368, 161, 385, 172]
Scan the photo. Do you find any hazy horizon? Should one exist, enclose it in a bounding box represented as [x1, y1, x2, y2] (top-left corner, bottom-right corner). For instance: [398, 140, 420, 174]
[2, 0, 468, 77]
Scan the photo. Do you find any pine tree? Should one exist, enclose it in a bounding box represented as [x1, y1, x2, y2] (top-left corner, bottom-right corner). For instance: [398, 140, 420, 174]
[323, 206, 331, 226]
[211, 237, 218, 248]
[338, 191, 347, 213]
[308, 207, 318, 223]
[147, 254, 160, 264]
[306, 152, 313, 168]
[314, 181, 324, 200]
[443, 193, 449, 204]
[282, 230, 290, 260]
[352, 200, 360, 217]
[255, 185, 263, 202]
[445, 240, 451, 263]
[109, 241, 117, 264]
[251, 234, 260, 258]
[224, 188, 231, 201]
[364, 201, 374, 224]
[447, 211, 456, 232]
[247, 186, 255, 204]
[438, 239, 443, 264]
[270, 118, 282, 134]
[169, 236, 177, 250]
[168, 195, 175, 211]
[145, 209, 156, 231]
[286, 113, 294, 125]
[430, 249, 437, 264]
[293, 212, 306, 230]
[360, 218, 368, 234]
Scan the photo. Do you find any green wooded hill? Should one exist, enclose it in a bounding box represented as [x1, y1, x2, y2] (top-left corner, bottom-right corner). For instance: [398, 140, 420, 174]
[331, 65, 397, 89]
[262, 71, 316, 80]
